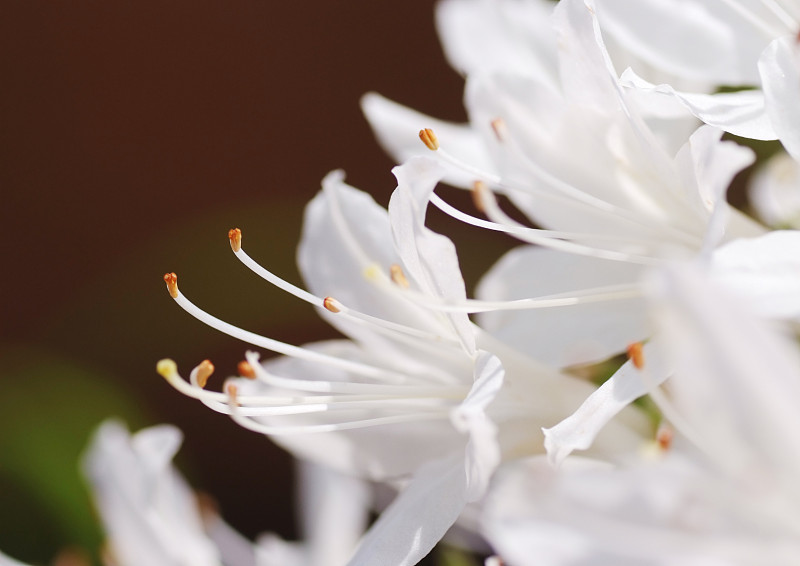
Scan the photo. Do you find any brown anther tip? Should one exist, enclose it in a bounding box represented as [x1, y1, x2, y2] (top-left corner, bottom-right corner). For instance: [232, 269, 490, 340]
[490, 118, 506, 142]
[323, 296, 341, 313]
[419, 128, 440, 151]
[237, 360, 257, 379]
[225, 382, 239, 404]
[390, 264, 410, 288]
[196, 491, 220, 522]
[228, 228, 242, 252]
[472, 180, 488, 214]
[656, 424, 673, 452]
[626, 342, 644, 369]
[163, 272, 179, 298]
[196, 359, 214, 389]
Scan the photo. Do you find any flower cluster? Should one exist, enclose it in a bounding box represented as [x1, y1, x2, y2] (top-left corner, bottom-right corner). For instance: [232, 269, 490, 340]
[9, 0, 799, 565]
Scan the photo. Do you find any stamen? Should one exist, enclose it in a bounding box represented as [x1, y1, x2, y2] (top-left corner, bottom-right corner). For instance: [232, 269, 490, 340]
[195, 359, 214, 388]
[431, 192, 663, 265]
[238, 360, 257, 379]
[228, 228, 242, 252]
[323, 296, 341, 313]
[419, 128, 440, 151]
[627, 342, 644, 369]
[230, 233, 458, 346]
[225, 382, 239, 404]
[390, 264, 410, 288]
[163, 272, 178, 299]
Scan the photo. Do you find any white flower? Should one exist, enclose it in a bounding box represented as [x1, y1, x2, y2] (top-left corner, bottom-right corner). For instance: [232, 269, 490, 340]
[363, 0, 763, 366]
[160, 156, 649, 565]
[483, 264, 800, 565]
[0, 551, 33, 566]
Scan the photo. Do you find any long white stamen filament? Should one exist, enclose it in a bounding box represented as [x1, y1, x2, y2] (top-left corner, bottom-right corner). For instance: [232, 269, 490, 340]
[433, 143, 700, 247]
[231, 243, 460, 347]
[170, 289, 411, 384]
[228, 397, 451, 435]
[476, 187, 664, 265]
[431, 191, 662, 265]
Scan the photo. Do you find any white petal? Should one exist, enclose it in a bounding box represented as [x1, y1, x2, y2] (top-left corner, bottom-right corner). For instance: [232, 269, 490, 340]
[760, 35, 800, 159]
[711, 231, 800, 319]
[620, 68, 775, 140]
[451, 351, 504, 500]
[435, 0, 558, 85]
[360, 92, 498, 188]
[476, 246, 649, 367]
[389, 156, 476, 354]
[543, 341, 668, 466]
[298, 461, 370, 566]
[595, 0, 754, 84]
[346, 453, 468, 566]
[0, 551, 33, 566]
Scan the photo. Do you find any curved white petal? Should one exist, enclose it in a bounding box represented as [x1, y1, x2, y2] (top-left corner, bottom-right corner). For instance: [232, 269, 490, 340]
[389, 157, 476, 354]
[620, 69, 775, 140]
[749, 151, 800, 228]
[760, 35, 800, 159]
[0, 551, 33, 566]
[346, 453, 469, 566]
[543, 341, 668, 467]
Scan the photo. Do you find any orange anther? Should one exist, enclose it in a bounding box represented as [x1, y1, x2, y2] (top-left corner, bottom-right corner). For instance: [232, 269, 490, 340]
[472, 180, 488, 213]
[237, 360, 257, 379]
[490, 118, 507, 141]
[626, 342, 644, 369]
[656, 424, 673, 451]
[419, 128, 440, 151]
[228, 228, 242, 252]
[225, 382, 239, 404]
[323, 296, 341, 313]
[196, 359, 214, 388]
[163, 272, 178, 299]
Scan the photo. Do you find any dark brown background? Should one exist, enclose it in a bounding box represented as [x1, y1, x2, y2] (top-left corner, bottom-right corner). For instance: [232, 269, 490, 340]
[0, 1, 508, 562]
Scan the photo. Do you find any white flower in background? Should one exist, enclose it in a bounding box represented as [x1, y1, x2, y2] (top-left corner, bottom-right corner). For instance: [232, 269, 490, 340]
[0, 551, 34, 566]
[363, 0, 763, 367]
[483, 265, 800, 565]
[83, 420, 225, 566]
[160, 157, 650, 565]
[83, 420, 369, 566]
[750, 150, 800, 227]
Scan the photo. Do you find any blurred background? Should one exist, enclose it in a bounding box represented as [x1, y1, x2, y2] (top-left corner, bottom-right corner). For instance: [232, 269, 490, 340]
[1, 1, 519, 563]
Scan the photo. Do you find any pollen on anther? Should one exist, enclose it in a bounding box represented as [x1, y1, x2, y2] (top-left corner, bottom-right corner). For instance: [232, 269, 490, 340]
[323, 296, 341, 313]
[196, 359, 214, 388]
[419, 128, 440, 151]
[156, 358, 178, 380]
[390, 264, 410, 288]
[163, 272, 179, 299]
[237, 360, 257, 379]
[228, 228, 242, 252]
[472, 180, 488, 213]
[626, 342, 644, 369]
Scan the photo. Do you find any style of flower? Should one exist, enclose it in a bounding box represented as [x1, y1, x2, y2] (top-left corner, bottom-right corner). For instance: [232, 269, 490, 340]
[159, 157, 650, 565]
[482, 264, 800, 565]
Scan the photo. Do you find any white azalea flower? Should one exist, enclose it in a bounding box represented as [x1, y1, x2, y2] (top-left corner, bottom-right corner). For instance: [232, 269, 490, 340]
[0, 551, 33, 566]
[160, 156, 650, 565]
[364, 0, 762, 366]
[483, 264, 800, 565]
